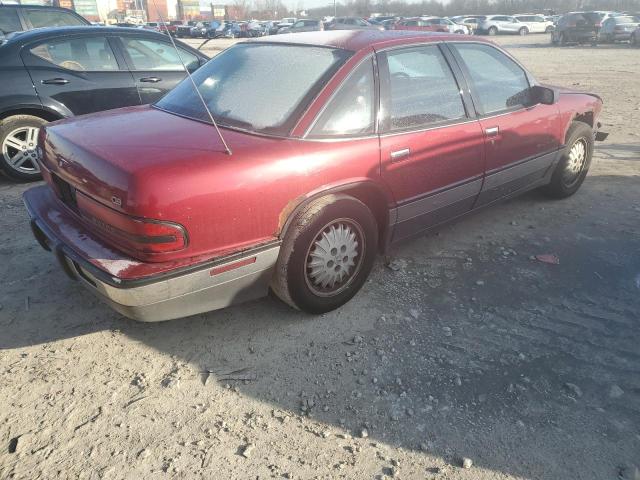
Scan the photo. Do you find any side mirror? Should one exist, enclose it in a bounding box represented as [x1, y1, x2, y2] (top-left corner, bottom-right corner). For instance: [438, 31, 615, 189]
[530, 85, 556, 105]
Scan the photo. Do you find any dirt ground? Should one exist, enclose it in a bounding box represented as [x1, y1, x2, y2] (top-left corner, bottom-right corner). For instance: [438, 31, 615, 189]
[1, 34, 639, 480]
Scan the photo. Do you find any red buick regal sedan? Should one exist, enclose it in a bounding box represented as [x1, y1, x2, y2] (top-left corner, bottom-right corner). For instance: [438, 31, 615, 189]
[24, 30, 607, 321]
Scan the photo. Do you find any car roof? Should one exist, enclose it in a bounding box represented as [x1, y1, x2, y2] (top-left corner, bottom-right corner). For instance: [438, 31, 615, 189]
[248, 30, 491, 51]
[1, 25, 175, 47]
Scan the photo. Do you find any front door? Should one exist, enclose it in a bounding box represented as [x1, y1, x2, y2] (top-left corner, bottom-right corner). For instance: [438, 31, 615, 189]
[23, 34, 140, 116]
[449, 42, 562, 205]
[117, 35, 201, 104]
[377, 44, 485, 242]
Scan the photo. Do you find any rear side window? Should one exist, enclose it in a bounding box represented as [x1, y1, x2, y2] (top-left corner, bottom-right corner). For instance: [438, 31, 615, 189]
[30, 36, 119, 71]
[383, 45, 466, 131]
[309, 58, 375, 137]
[23, 9, 85, 29]
[453, 43, 530, 114]
[0, 7, 22, 34]
[122, 37, 199, 71]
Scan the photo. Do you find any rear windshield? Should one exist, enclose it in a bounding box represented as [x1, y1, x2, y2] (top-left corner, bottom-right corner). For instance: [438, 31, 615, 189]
[156, 43, 351, 136]
[582, 13, 603, 23]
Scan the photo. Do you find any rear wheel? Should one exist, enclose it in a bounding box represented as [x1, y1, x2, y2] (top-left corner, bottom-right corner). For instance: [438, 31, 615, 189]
[541, 121, 593, 199]
[519, 27, 529, 36]
[545, 25, 554, 33]
[271, 194, 378, 314]
[0, 114, 47, 182]
[488, 26, 498, 36]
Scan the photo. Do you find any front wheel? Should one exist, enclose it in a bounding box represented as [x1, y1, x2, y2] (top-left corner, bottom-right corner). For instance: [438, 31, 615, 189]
[0, 114, 47, 182]
[271, 194, 378, 314]
[488, 26, 498, 36]
[541, 122, 594, 199]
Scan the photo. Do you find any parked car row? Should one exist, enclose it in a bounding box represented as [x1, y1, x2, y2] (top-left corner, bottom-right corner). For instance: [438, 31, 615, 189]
[551, 11, 640, 45]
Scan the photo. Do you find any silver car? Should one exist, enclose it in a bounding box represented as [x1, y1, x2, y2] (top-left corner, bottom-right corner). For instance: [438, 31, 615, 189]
[280, 19, 324, 34]
[326, 17, 383, 31]
[477, 15, 531, 35]
[599, 15, 640, 42]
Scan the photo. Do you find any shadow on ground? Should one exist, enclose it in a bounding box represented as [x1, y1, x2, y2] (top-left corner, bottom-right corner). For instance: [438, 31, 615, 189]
[2, 174, 639, 479]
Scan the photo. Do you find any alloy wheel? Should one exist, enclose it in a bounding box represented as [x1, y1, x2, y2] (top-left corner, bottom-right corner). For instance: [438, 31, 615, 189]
[563, 138, 588, 188]
[305, 219, 365, 297]
[1, 126, 40, 175]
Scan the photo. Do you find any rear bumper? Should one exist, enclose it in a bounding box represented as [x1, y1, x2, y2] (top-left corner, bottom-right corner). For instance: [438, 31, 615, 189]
[23, 186, 280, 322]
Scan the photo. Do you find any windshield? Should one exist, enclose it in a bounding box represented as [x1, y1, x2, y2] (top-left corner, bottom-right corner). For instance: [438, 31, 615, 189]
[156, 43, 352, 136]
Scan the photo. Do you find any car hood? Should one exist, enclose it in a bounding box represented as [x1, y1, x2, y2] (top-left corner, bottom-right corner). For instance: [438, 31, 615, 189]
[39, 105, 290, 217]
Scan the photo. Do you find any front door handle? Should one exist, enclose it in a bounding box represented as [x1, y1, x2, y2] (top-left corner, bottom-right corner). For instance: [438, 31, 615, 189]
[485, 127, 500, 137]
[390, 148, 410, 161]
[139, 77, 162, 83]
[41, 78, 69, 85]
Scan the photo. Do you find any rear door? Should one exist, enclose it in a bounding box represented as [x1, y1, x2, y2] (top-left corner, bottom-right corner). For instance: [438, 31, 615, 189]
[23, 34, 140, 116]
[116, 34, 202, 104]
[448, 42, 561, 206]
[377, 44, 485, 241]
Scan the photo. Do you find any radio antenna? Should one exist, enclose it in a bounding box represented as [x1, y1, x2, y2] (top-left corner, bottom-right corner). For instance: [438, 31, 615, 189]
[149, 1, 232, 155]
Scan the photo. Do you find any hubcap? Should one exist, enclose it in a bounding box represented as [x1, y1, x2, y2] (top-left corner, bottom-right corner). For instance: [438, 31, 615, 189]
[2, 126, 40, 174]
[305, 219, 365, 297]
[563, 138, 587, 187]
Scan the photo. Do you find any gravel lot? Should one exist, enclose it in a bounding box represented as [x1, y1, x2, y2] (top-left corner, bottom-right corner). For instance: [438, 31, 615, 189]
[1, 34, 639, 480]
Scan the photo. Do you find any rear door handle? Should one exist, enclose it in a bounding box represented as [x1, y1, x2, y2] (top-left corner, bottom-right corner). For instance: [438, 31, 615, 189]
[139, 77, 162, 83]
[41, 78, 69, 85]
[485, 127, 500, 137]
[390, 148, 410, 161]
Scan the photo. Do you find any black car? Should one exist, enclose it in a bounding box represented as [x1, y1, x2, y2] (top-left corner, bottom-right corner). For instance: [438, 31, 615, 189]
[0, 26, 208, 181]
[0, 4, 89, 36]
[552, 12, 600, 45]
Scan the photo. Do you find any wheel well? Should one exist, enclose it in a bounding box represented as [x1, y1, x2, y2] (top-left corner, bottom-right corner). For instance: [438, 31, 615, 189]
[0, 108, 62, 124]
[574, 112, 594, 128]
[280, 184, 391, 254]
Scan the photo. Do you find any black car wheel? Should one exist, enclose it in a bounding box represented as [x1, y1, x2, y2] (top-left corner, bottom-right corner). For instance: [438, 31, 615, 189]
[272, 194, 378, 314]
[0, 114, 47, 182]
[542, 122, 593, 199]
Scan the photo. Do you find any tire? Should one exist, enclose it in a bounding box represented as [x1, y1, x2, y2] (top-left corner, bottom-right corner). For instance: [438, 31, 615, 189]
[519, 27, 528, 36]
[0, 114, 47, 182]
[271, 194, 378, 314]
[488, 26, 498, 36]
[632, 33, 638, 47]
[545, 25, 554, 33]
[541, 121, 594, 199]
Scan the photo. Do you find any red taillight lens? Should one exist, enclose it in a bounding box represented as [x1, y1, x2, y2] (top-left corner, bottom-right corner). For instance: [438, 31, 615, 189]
[75, 191, 187, 256]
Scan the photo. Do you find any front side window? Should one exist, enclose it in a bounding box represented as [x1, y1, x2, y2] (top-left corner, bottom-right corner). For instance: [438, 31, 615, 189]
[309, 58, 375, 137]
[384, 45, 466, 131]
[453, 43, 530, 114]
[30, 36, 119, 71]
[156, 43, 351, 136]
[23, 9, 85, 28]
[122, 37, 199, 71]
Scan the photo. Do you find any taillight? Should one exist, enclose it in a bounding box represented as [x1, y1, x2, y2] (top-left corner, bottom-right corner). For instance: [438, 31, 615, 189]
[75, 191, 188, 256]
